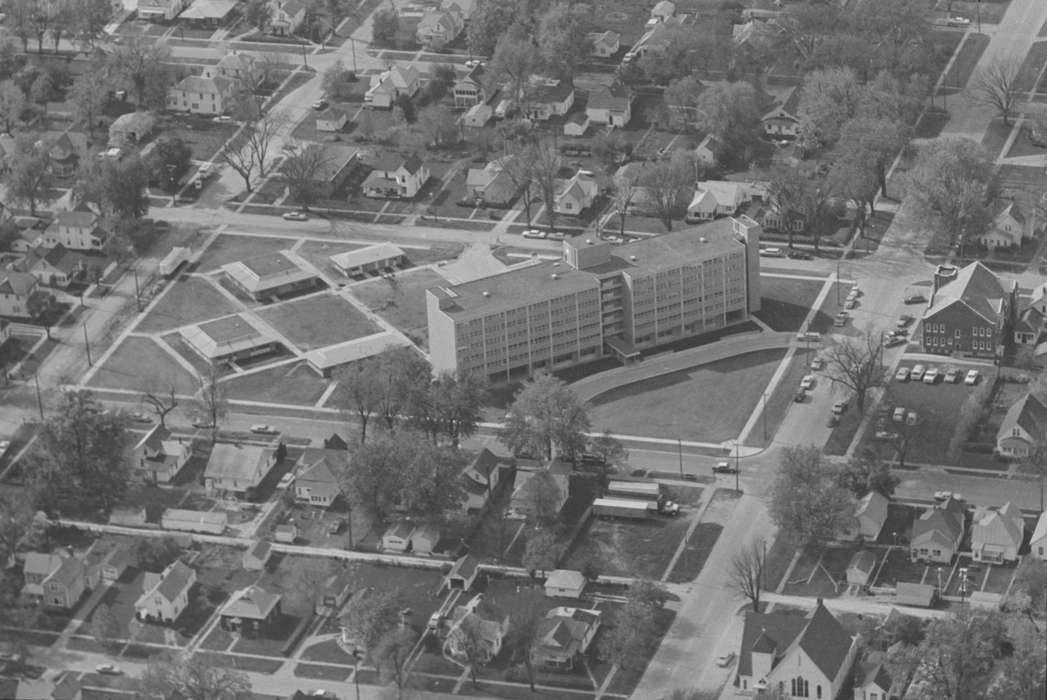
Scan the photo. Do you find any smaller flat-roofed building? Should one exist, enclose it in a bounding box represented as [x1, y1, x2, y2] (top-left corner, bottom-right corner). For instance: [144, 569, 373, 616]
[180, 314, 277, 363]
[221, 250, 320, 301]
[304, 330, 413, 377]
[178, 0, 237, 26]
[161, 508, 229, 534]
[330, 242, 406, 277]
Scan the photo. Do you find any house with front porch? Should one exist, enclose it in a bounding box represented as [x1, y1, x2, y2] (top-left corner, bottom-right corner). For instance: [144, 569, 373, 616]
[134, 425, 193, 484]
[453, 64, 485, 109]
[365, 66, 420, 109]
[971, 502, 1024, 564]
[41, 210, 106, 251]
[134, 560, 196, 625]
[531, 607, 601, 671]
[269, 0, 306, 36]
[167, 69, 235, 116]
[0, 270, 49, 319]
[294, 448, 348, 507]
[362, 154, 429, 199]
[204, 443, 278, 496]
[910, 496, 965, 564]
[220, 585, 282, 637]
[995, 392, 1047, 459]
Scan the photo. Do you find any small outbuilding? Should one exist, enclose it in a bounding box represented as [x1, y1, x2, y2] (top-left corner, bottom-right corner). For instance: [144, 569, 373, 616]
[845, 550, 878, 589]
[444, 554, 480, 591]
[410, 524, 441, 556]
[895, 582, 937, 608]
[274, 523, 299, 544]
[382, 522, 414, 553]
[544, 569, 586, 599]
[242, 540, 273, 571]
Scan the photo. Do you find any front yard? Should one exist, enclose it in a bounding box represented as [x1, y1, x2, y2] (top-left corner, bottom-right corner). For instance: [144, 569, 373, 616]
[753, 275, 827, 333]
[195, 234, 298, 273]
[135, 276, 239, 334]
[221, 360, 331, 406]
[256, 293, 381, 350]
[86, 336, 199, 394]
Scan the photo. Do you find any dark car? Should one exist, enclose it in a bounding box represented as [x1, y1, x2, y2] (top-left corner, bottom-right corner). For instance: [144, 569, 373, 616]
[827, 415, 840, 428]
[786, 250, 813, 260]
[630, 468, 648, 477]
[579, 452, 606, 465]
[682, 473, 698, 482]
[885, 336, 906, 348]
[794, 389, 807, 402]
[713, 462, 738, 474]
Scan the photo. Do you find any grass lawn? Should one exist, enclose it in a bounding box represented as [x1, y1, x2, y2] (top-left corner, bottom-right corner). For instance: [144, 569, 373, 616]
[300, 638, 355, 664]
[754, 275, 825, 332]
[941, 32, 989, 92]
[294, 663, 352, 681]
[136, 277, 240, 334]
[666, 523, 722, 584]
[751, 349, 812, 449]
[350, 268, 448, 348]
[981, 118, 1014, 161]
[257, 294, 380, 350]
[195, 652, 283, 674]
[157, 114, 238, 162]
[77, 570, 185, 647]
[1016, 40, 1047, 93]
[563, 513, 692, 579]
[196, 234, 298, 273]
[222, 360, 330, 405]
[404, 243, 466, 266]
[1006, 126, 1046, 159]
[824, 406, 864, 457]
[603, 605, 676, 696]
[980, 563, 1017, 594]
[87, 336, 199, 394]
[782, 546, 849, 598]
[873, 547, 929, 588]
[295, 240, 365, 280]
[589, 349, 787, 442]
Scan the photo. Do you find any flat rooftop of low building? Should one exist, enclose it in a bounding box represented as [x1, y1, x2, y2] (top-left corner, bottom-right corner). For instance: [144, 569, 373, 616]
[198, 314, 263, 344]
[237, 251, 300, 278]
[432, 260, 599, 316]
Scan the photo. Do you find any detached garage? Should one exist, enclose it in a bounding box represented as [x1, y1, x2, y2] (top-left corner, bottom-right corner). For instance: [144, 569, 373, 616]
[544, 569, 586, 599]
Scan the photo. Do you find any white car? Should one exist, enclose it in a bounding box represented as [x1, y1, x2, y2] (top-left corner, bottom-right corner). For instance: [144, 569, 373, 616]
[948, 16, 971, 27]
[96, 664, 123, 675]
[809, 357, 825, 371]
[0, 440, 9, 457]
[892, 406, 907, 423]
[923, 367, 940, 384]
[910, 364, 926, 382]
[964, 369, 980, 385]
[522, 229, 547, 239]
[547, 231, 565, 241]
[282, 211, 308, 221]
[906, 410, 918, 426]
[800, 375, 815, 390]
[250, 424, 279, 435]
[715, 652, 736, 667]
[895, 367, 910, 382]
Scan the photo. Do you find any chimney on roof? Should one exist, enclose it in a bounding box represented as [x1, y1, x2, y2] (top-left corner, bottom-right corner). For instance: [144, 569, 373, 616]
[699, 237, 707, 243]
[933, 265, 958, 295]
[551, 273, 559, 279]
[482, 291, 490, 297]
[629, 255, 637, 261]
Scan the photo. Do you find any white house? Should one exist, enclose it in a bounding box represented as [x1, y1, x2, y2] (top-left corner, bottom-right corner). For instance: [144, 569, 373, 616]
[735, 599, 859, 699]
[445, 595, 509, 664]
[980, 201, 1030, 249]
[527, 79, 575, 121]
[0, 270, 46, 319]
[996, 393, 1047, 459]
[138, 0, 187, 22]
[269, 0, 306, 36]
[694, 133, 723, 167]
[362, 154, 429, 199]
[382, 522, 414, 553]
[167, 69, 235, 115]
[563, 113, 589, 137]
[365, 66, 420, 109]
[586, 86, 632, 128]
[41, 210, 106, 251]
[544, 569, 586, 598]
[133, 425, 192, 485]
[453, 65, 485, 109]
[910, 496, 965, 564]
[316, 106, 349, 132]
[1031, 512, 1047, 560]
[838, 491, 889, 543]
[554, 170, 598, 216]
[294, 448, 347, 507]
[588, 30, 620, 58]
[762, 87, 802, 138]
[971, 502, 1024, 564]
[460, 449, 507, 511]
[204, 443, 278, 496]
[853, 662, 894, 700]
[686, 181, 745, 222]
[416, 7, 463, 50]
[134, 560, 196, 625]
[108, 111, 156, 148]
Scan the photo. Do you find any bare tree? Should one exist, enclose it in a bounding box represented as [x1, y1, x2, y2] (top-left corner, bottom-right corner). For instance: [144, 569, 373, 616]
[823, 330, 886, 411]
[193, 363, 227, 443]
[334, 358, 382, 444]
[141, 651, 251, 700]
[611, 168, 639, 237]
[218, 110, 285, 193]
[968, 56, 1024, 126]
[641, 157, 692, 231]
[501, 150, 539, 226]
[373, 626, 415, 700]
[728, 539, 767, 612]
[139, 382, 179, 429]
[531, 141, 563, 232]
[280, 140, 330, 211]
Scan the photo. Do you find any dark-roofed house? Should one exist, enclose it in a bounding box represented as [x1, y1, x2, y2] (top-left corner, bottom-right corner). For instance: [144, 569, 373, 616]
[735, 599, 859, 698]
[242, 540, 273, 570]
[526, 79, 575, 121]
[135, 560, 196, 624]
[922, 262, 1016, 358]
[762, 86, 802, 138]
[465, 155, 520, 207]
[108, 111, 156, 148]
[531, 607, 602, 670]
[461, 448, 509, 511]
[362, 154, 429, 199]
[290, 143, 361, 198]
[910, 496, 965, 564]
[995, 393, 1047, 459]
[133, 425, 192, 484]
[1014, 283, 1047, 346]
[586, 85, 632, 128]
[204, 443, 278, 496]
[0, 270, 49, 318]
[21, 244, 84, 288]
[588, 30, 620, 57]
[45, 131, 88, 178]
[178, 0, 238, 27]
[221, 250, 320, 301]
[220, 585, 282, 637]
[294, 448, 348, 507]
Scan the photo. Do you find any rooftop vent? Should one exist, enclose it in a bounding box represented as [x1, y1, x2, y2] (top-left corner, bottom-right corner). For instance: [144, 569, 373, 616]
[630, 255, 637, 261]
[699, 237, 707, 243]
[585, 238, 593, 244]
[551, 273, 559, 280]
[482, 291, 490, 297]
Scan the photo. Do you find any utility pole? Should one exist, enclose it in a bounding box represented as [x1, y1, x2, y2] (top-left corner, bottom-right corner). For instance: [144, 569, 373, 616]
[762, 393, 768, 443]
[33, 374, 44, 420]
[83, 323, 92, 367]
[133, 268, 142, 312]
[734, 442, 741, 493]
[677, 438, 684, 478]
[836, 260, 842, 305]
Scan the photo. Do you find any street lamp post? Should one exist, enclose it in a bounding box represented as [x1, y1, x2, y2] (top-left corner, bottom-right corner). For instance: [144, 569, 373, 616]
[352, 650, 362, 700]
[836, 260, 842, 305]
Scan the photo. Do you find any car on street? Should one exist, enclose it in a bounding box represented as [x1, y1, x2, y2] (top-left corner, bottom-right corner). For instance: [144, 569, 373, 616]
[923, 367, 940, 384]
[809, 357, 824, 371]
[464, 59, 485, 69]
[934, 490, 953, 502]
[800, 375, 815, 390]
[96, 665, 123, 675]
[964, 369, 980, 385]
[794, 389, 807, 402]
[0, 440, 9, 457]
[579, 452, 606, 465]
[682, 473, 698, 482]
[212, 115, 232, 123]
[885, 336, 906, 348]
[903, 292, 926, 304]
[944, 367, 961, 383]
[129, 411, 152, 423]
[759, 246, 784, 257]
[547, 231, 565, 241]
[786, 250, 812, 260]
[947, 16, 971, 27]
[192, 418, 215, 429]
[833, 312, 849, 327]
[277, 472, 295, 489]
[630, 468, 648, 477]
[844, 298, 858, 310]
[713, 462, 738, 474]
[910, 364, 926, 382]
[522, 229, 547, 239]
[250, 424, 279, 435]
[312, 99, 329, 110]
[282, 211, 308, 221]
[905, 410, 918, 426]
[892, 406, 907, 423]
[827, 414, 840, 428]
[716, 652, 736, 667]
[832, 400, 848, 415]
[888, 328, 908, 338]
[896, 314, 915, 328]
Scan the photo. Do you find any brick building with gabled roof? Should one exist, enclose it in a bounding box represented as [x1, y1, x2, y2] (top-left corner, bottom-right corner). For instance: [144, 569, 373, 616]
[921, 262, 1017, 358]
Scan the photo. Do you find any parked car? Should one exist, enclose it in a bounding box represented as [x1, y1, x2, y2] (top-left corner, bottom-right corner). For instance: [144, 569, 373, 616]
[844, 298, 858, 310]
[682, 473, 698, 482]
[794, 389, 807, 403]
[96, 665, 123, 675]
[904, 292, 926, 304]
[716, 652, 736, 667]
[277, 472, 295, 489]
[579, 452, 606, 465]
[885, 336, 906, 348]
[250, 424, 279, 435]
[283, 211, 308, 221]
[129, 411, 152, 423]
[832, 400, 848, 415]
[786, 250, 812, 260]
[827, 414, 840, 428]
[947, 16, 971, 27]
[759, 246, 784, 257]
[905, 410, 918, 426]
[312, 99, 329, 110]
[522, 229, 547, 239]
[964, 369, 980, 385]
[0, 440, 9, 457]
[713, 462, 738, 475]
[833, 312, 849, 327]
[888, 328, 908, 338]
[923, 367, 940, 384]
[897, 314, 915, 328]
[944, 367, 961, 383]
[809, 357, 825, 371]
[800, 375, 815, 390]
[892, 406, 907, 423]
[910, 364, 926, 382]
[192, 418, 215, 429]
[630, 468, 648, 477]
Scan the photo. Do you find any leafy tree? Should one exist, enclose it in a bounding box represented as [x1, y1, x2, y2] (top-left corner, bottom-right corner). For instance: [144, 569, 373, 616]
[664, 75, 704, 132]
[501, 147, 539, 226]
[857, 71, 929, 125]
[422, 63, 456, 104]
[371, 8, 398, 45]
[988, 622, 1046, 700]
[108, 37, 173, 108]
[68, 69, 110, 134]
[23, 390, 132, 518]
[374, 346, 431, 433]
[416, 104, 460, 148]
[341, 588, 402, 653]
[587, 430, 628, 469]
[131, 537, 183, 573]
[796, 66, 861, 154]
[0, 80, 25, 134]
[536, 2, 592, 80]
[767, 445, 852, 547]
[505, 587, 544, 690]
[243, 0, 272, 32]
[485, 34, 536, 109]
[502, 371, 590, 461]
[141, 651, 251, 700]
[823, 329, 886, 411]
[280, 557, 334, 611]
[610, 166, 639, 237]
[147, 136, 193, 192]
[908, 137, 997, 255]
[627, 580, 670, 609]
[637, 24, 723, 86]
[338, 436, 406, 522]
[71, 0, 114, 49]
[280, 141, 330, 210]
[1007, 558, 1046, 627]
[728, 539, 766, 611]
[0, 492, 33, 567]
[90, 603, 121, 653]
[219, 111, 285, 193]
[5, 0, 35, 52]
[590, 130, 628, 172]
[640, 155, 692, 231]
[467, 0, 517, 58]
[29, 71, 54, 113]
[847, 0, 933, 77]
[833, 117, 908, 206]
[322, 60, 358, 101]
[692, 80, 762, 163]
[836, 449, 898, 499]
[522, 528, 561, 573]
[427, 371, 487, 447]
[74, 154, 150, 220]
[398, 439, 467, 517]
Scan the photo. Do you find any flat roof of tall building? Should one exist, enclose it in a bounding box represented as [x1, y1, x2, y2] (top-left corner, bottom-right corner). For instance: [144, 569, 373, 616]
[431, 260, 599, 316]
[611, 219, 743, 273]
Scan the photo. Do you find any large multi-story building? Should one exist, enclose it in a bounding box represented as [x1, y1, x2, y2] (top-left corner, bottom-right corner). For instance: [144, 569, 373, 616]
[426, 216, 761, 381]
